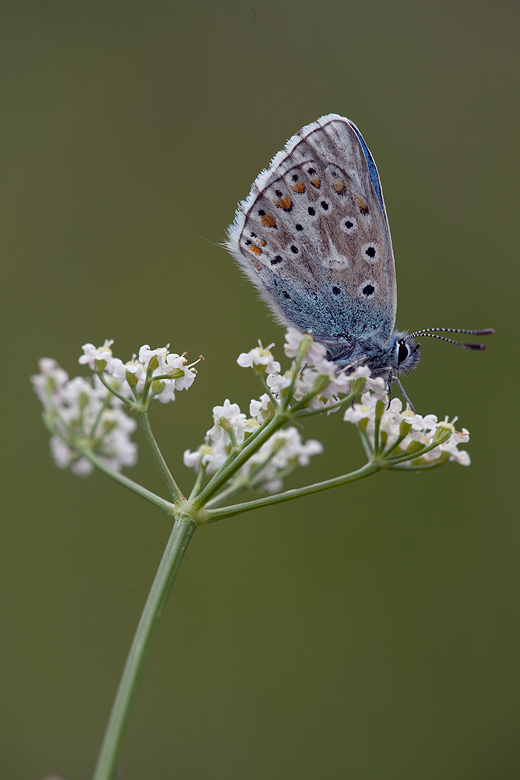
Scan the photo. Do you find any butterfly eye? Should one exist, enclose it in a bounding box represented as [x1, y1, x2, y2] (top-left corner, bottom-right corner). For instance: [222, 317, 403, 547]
[397, 340, 409, 364]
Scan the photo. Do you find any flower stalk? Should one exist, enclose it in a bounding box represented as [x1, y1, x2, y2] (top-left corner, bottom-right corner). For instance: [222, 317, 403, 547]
[91, 514, 196, 780]
[31, 328, 473, 779]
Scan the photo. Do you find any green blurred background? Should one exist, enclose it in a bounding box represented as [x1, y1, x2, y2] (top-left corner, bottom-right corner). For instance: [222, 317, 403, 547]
[2, 1, 518, 778]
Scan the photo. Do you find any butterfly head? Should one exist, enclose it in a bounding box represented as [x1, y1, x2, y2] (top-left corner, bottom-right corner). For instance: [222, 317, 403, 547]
[320, 330, 421, 377]
[365, 326, 494, 380]
[393, 334, 422, 375]
[352, 330, 421, 378]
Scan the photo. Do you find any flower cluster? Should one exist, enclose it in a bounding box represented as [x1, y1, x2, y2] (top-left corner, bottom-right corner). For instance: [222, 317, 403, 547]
[184, 327, 472, 495]
[183, 398, 323, 493]
[344, 393, 471, 467]
[79, 340, 197, 403]
[31, 357, 137, 476]
[239, 329, 471, 469]
[31, 340, 199, 477]
[239, 329, 381, 412]
[33, 329, 473, 489]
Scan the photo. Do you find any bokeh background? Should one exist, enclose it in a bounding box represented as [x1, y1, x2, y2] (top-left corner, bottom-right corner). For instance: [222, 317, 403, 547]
[2, 1, 518, 778]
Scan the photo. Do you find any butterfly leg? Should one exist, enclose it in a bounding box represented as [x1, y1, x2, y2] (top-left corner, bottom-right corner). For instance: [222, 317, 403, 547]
[391, 374, 416, 413]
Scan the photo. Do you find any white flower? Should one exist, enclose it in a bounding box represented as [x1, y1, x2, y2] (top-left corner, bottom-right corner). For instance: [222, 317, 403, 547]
[31, 358, 70, 404]
[136, 345, 197, 402]
[185, 395, 324, 490]
[440, 430, 471, 465]
[77, 341, 197, 404]
[111, 358, 144, 385]
[240, 331, 375, 415]
[183, 438, 228, 475]
[246, 427, 323, 492]
[265, 372, 292, 397]
[79, 340, 116, 371]
[31, 360, 138, 476]
[366, 376, 387, 395]
[314, 361, 351, 398]
[283, 327, 327, 365]
[164, 353, 197, 390]
[212, 399, 243, 425]
[184, 399, 259, 476]
[208, 399, 248, 441]
[138, 344, 169, 369]
[343, 391, 380, 424]
[344, 391, 471, 467]
[250, 394, 272, 421]
[237, 341, 281, 374]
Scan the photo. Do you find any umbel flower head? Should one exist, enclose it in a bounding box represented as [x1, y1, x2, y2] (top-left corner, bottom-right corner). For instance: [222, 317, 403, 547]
[183, 397, 323, 493]
[183, 327, 472, 496]
[79, 340, 197, 403]
[344, 393, 471, 468]
[31, 341, 199, 476]
[32, 330, 472, 489]
[31, 357, 138, 476]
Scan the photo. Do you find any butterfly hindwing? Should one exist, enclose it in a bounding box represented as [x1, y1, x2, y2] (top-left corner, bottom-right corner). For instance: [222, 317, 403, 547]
[227, 114, 397, 346]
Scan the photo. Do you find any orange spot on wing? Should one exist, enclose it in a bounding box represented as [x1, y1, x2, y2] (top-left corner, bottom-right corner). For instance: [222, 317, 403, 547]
[333, 180, 345, 193]
[291, 181, 306, 193]
[250, 258, 261, 269]
[258, 239, 266, 246]
[310, 177, 321, 188]
[249, 244, 261, 256]
[357, 197, 369, 215]
[261, 214, 277, 227]
[275, 196, 293, 211]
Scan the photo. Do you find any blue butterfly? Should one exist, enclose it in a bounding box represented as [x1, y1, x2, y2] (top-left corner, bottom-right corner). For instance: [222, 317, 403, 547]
[227, 114, 493, 405]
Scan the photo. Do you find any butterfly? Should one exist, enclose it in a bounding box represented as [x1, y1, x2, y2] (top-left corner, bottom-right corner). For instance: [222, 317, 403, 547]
[226, 114, 493, 405]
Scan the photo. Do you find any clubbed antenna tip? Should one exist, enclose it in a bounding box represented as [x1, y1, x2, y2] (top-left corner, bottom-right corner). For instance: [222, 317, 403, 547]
[408, 327, 494, 351]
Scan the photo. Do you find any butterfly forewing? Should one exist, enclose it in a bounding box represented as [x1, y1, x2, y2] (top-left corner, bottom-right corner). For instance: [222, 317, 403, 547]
[227, 114, 397, 346]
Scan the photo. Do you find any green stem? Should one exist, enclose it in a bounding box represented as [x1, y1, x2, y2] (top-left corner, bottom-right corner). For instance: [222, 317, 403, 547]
[280, 348, 305, 411]
[258, 373, 279, 406]
[82, 450, 174, 515]
[389, 453, 450, 470]
[203, 461, 380, 522]
[192, 415, 287, 509]
[91, 515, 196, 780]
[373, 415, 382, 456]
[205, 481, 248, 509]
[88, 389, 112, 439]
[385, 438, 445, 466]
[138, 412, 184, 503]
[381, 431, 408, 457]
[188, 462, 207, 500]
[293, 389, 357, 418]
[358, 427, 374, 460]
[96, 371, 135, 408]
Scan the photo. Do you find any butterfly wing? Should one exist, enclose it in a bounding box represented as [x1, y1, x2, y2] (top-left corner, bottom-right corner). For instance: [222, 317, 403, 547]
[226, 114, 397, 347]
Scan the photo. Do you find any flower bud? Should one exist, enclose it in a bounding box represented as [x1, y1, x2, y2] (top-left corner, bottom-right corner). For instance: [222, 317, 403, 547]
[311, 374, 331, 395]
[297, 333, 314, 358]
[126, 369, 139, 387]
[399, 419, 412, 437]
[147, 355, 160, 372]
[348, 377, 366, 396]
[374, 399, 386, 421]
[169, 367, 186, 380]
[406, 440, 424, 455]
[94, 358, 107, 373]
[432, 422, 454, 445]
[151, 380, 165, 395]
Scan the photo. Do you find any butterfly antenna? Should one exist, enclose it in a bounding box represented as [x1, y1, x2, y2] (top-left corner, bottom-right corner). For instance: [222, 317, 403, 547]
[408, 327, 495, 350]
